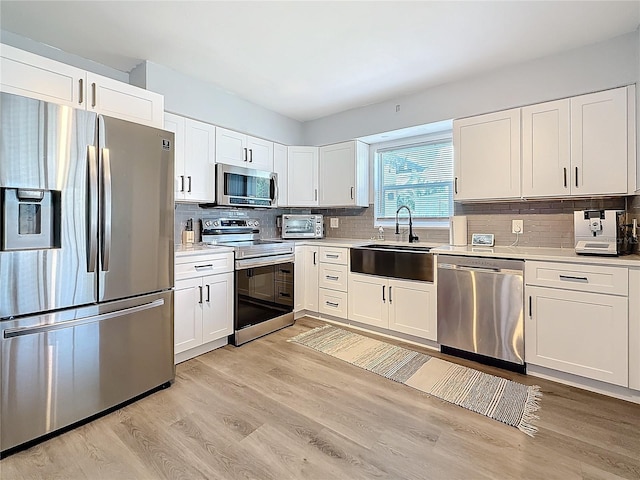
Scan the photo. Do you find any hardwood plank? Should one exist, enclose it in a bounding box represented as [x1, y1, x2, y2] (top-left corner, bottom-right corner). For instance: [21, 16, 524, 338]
[2, 316, 639, 480]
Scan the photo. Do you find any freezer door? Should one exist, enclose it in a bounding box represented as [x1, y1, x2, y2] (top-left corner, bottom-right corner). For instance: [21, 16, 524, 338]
[0, 93, 98, 318]
[0, 290, 174, 452]
[98, 116, 174, 302]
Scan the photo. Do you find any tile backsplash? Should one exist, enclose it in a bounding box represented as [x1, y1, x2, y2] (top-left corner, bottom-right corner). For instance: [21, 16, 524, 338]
[175, 195, 639, 249]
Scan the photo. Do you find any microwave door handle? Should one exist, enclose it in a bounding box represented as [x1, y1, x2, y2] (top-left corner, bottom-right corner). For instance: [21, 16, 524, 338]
[271, 173, 278, 204]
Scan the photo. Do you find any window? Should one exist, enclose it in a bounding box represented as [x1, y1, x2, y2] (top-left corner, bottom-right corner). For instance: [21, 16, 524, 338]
[374, 132, 454, 227]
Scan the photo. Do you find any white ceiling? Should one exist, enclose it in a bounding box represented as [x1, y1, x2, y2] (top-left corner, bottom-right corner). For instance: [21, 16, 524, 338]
[1, 1, 639, 122]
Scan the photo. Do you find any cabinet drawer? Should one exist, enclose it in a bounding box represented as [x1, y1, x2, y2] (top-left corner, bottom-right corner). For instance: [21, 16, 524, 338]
[319, 247, 348, 265]
[525, 261, 628, 296]
[319, 289, 348, 319]
[275, 264, 294, 283]
[318, 264, 348, 292]
[175, 252, 234, 280]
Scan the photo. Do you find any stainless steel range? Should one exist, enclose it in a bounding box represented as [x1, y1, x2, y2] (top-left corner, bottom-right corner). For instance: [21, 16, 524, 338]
[201, 218, 295, 345]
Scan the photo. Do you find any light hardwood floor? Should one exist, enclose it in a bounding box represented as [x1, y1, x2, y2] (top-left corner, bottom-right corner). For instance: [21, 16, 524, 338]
[2, 316, 639, 479]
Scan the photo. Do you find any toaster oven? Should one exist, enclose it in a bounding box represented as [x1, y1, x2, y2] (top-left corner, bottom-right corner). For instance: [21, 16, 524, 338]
[281, 214, 323, 239]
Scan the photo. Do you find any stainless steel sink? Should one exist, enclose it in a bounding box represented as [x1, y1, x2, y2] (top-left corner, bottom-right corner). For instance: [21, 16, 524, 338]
[350, 244, 434, 282]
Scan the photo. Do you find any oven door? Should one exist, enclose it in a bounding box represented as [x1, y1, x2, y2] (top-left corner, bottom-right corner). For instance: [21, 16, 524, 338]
[233, 254, 294, 345]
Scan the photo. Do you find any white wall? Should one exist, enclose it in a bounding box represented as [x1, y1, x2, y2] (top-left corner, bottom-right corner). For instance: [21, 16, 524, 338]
[0, 30, 129, 83]
[131, 61, 303, 146]
[303, 31, 639, 146]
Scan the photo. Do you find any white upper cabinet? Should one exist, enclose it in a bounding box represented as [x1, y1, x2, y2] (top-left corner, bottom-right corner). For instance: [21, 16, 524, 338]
[319, 140, 369, 207]
[1, 44, 164, 128]
[1, 43, 84, 107]
[215, 127, 273, 171]
[85, 72, 164, 127]
[570, 87, 628, 196]
[453, 108, 521, 201]
[273, 143, 289, 207]
[522, 99, 571, 197]
[288, 146, 319, 206]
[165, 113, 216, 203]
[523, 88, 629, 198]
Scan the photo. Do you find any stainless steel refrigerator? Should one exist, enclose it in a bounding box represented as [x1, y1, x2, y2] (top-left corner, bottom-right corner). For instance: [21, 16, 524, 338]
[0, 92, 175, 453]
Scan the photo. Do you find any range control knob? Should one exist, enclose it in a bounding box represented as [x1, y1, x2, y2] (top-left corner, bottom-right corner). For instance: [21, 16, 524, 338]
[213, 221, 219, 227]
[253, 220, 260, 228]
[203, 220, 213, 227]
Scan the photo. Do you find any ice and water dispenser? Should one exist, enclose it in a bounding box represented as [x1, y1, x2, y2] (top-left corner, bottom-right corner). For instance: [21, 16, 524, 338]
[1, 187, 61, 251]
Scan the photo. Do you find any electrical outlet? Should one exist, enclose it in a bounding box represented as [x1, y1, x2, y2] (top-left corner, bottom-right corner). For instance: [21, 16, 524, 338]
[512, 219, 523, 234]
[330, 217, 339, 228]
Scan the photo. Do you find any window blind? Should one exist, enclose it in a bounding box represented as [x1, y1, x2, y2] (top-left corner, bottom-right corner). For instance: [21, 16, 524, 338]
[375, 138, 454, 221]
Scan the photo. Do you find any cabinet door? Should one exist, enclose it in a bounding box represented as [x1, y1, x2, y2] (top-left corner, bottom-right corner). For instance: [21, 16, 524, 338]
[453, 108, 521, 200]
[522, 99, 571, 198]
[319, 141, 356, 206]
[525, 286, 628, 386]
[246, 136, 274, 171]
[388, 279, 436, 341]
[184, 119, 216, 202]
[86, 72, 164, 127]
[347, 273, 388, 328]
[571, 87, 627, 196]
[304, 247, 319, 311]
[216, 127, 247, 167]
[174, 278, 203, 354]
[273, 143, 288, 207]
[202, 272, 234, 343]
[294, 246, 305, 312]
[288, 146, 319, 206]
[0, 44, 85, 107]
[164, 113, 186, 200]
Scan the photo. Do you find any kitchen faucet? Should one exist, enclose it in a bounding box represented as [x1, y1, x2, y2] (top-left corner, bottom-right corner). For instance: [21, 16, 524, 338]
[395, 205, 419, 243]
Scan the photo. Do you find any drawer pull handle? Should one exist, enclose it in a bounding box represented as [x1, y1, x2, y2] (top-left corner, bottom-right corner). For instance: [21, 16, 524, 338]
[326, 301, 339, 307]
[280, 269, 291, 274]
[206, 284, 210, 302]
[382, 285, 386, 303]
[559, 275, 588, 283]
[195, 264, 214, 270]
[198, 286, 203, 304]
[529, 295, 532, 318]
[389, 286, 392, 304]
[280, 292, 291, 298]
[326, 275, 339, 280]
[326, 254, 339, 258]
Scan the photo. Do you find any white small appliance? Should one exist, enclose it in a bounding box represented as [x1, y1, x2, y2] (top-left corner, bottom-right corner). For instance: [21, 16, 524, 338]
[281, 214, 324, 239]
[574, 210, 623, 256]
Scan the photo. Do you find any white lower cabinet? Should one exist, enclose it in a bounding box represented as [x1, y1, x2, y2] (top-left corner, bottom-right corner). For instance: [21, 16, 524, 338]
[525, 261, 629, 387]
[629, 268, 640, 391]
[348, 273, 436, 341]
[388, 279, 436, 340]
[303, 246, 319, 311]
[317, 247, 349, 319]
[174, 251, 234, 363]
[294, 246, 305, 313]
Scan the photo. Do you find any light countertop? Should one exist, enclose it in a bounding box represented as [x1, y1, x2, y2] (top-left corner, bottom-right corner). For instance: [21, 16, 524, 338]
[175, 239, 640, 267]
[432, 245, 640, 267]
[175, 243, 234, 257]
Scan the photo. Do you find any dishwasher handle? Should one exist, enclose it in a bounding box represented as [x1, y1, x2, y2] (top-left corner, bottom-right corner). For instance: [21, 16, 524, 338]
[438, 263, 523, 276]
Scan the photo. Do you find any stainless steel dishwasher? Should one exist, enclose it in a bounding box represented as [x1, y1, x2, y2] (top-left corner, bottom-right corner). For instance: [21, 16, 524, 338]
[437, 255, 525, 370]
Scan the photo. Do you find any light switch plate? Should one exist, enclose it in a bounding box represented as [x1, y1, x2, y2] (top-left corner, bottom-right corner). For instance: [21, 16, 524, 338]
[330, 217, 339, 228]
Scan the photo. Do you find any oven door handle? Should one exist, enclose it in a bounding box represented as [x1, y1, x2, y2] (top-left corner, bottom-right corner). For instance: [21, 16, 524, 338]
[235, 254, 295, 270]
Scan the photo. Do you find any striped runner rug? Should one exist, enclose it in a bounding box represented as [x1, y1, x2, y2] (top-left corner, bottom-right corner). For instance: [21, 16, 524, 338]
[288, 324, 542, 436]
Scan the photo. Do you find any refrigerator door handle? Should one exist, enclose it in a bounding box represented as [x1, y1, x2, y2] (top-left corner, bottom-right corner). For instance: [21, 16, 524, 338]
[3, 299, 165, 338]
[87, 145, 99, 272]
[101, 147, 113, 271]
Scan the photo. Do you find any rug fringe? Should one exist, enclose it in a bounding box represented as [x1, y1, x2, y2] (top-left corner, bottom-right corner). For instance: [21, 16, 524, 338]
[517, 385, 543, 437]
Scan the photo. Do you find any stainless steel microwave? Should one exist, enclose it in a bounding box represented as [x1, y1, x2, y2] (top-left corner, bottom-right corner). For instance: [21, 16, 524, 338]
[216, 163, 278, 208]
[281, 214, 324, 239]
